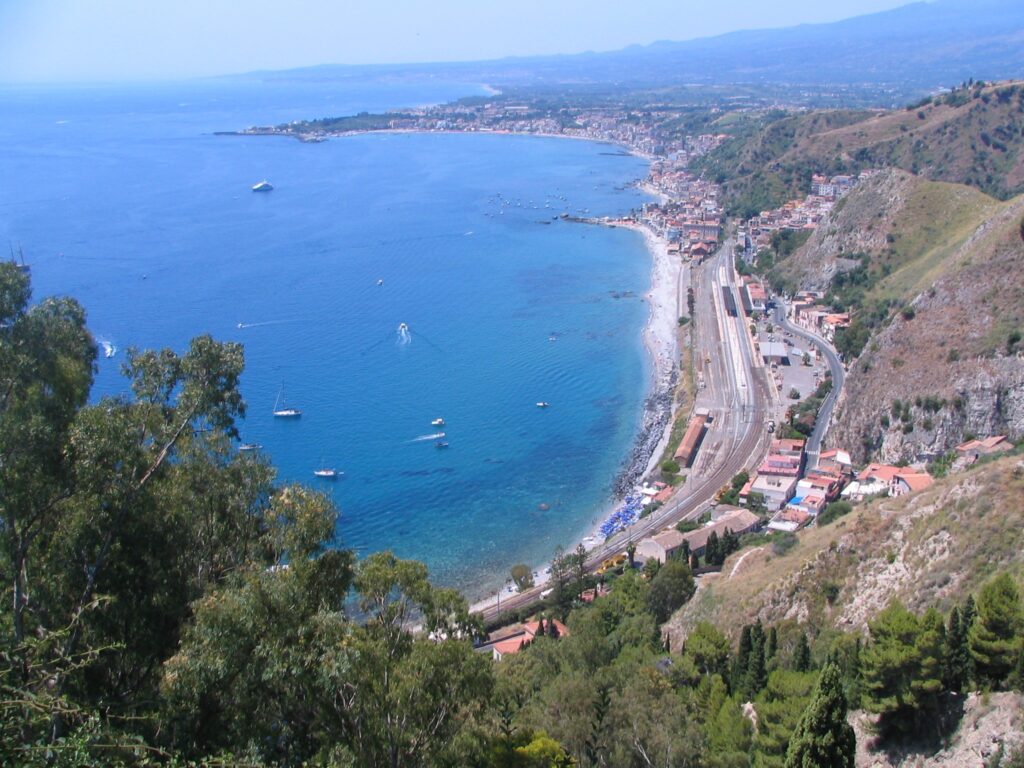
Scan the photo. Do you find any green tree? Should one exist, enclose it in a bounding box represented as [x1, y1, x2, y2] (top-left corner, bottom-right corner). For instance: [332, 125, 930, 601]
[685, 622, 732, 679]
[733, 625, 753, 692]
[784, 662, 855, 768]
[0, 263, 95, 666]
[766, 627, 779, 666]
[705, 693, 753, 768]
[969, 574, 1024, 689]
[511, 563, 535, 592]
[793, 633, 812, 672]
[861, 600, 931, 737]
[911, 608, 946, 724]
[706, 531, 722, 566]
[745, 621, 768, 699]
[647, 558, 696, 623]
[753, 668, 817, 767]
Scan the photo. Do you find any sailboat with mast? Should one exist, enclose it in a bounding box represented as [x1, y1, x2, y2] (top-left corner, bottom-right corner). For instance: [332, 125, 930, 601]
[272, 384, 302, 418]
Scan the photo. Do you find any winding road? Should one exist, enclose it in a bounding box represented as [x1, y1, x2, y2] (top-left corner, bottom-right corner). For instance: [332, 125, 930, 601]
[771, 300, 846, 469]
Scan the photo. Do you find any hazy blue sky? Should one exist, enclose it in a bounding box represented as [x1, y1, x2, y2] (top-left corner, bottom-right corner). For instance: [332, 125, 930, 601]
[0, 0, 916, 83]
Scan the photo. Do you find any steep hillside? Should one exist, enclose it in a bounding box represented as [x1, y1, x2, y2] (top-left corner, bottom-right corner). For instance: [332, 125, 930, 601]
[762, 166, 1024, 463]
[789, 80, 1024, 200]
[666, 454, 1024, 644]
[770, 168, 1001, 293]
[704, 80, 1024, 215]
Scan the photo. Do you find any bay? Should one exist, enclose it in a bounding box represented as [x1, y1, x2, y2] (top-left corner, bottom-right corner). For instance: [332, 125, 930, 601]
[0, 77, 653, 595]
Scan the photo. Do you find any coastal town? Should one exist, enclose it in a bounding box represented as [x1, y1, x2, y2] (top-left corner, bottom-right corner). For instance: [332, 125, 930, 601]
[229, 93, 1021, 656]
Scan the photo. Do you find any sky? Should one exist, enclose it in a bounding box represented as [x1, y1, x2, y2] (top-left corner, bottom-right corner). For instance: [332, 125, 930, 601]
[0, 0, 919, 83]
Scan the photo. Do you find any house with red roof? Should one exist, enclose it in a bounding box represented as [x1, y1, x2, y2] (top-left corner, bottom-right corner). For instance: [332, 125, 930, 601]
[478, 618, 570, 660]
[955, 435, 1014, 462]
[893, 472, 935, 496]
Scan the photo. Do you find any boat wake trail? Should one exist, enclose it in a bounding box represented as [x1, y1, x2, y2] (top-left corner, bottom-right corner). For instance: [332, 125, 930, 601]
[236, 319, 295, 329]
[407, 432, 446, 443]
[97, 339, 117, 359]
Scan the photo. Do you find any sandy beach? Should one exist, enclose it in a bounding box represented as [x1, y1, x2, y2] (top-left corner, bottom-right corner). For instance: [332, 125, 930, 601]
[469, 216, 683, 615]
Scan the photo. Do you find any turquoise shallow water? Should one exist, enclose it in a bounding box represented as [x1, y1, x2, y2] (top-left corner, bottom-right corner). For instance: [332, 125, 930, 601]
[0, 79, 652, 595]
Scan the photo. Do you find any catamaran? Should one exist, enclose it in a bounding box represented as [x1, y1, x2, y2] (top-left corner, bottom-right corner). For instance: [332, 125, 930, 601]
[272, 385, 302, 418]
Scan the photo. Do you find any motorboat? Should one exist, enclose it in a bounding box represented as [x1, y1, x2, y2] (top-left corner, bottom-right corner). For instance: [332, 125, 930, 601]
[536, 402, 550, 408]
[313, 468, 341, 479]
[431, 418, 445, 427]
[252, 180, 273, 192]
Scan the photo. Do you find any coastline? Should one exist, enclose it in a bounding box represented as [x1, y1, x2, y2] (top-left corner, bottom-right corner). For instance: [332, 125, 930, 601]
[468, 216, 682, 615]
[222, 122, 681, 613]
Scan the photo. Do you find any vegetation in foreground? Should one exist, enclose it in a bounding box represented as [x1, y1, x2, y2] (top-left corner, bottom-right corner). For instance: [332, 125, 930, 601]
[3, 269, 1024, 766]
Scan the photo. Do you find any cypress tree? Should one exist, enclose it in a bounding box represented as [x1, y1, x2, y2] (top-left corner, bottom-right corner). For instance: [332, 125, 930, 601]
[706, 531, 721, 566]
[733, 625, 753, 692]
[912, 608, 946, 726]
[969, 574, 1024, 689]
[784, 662, 856, 768]
[766, 626, 779, 662]
[547, 618, 560, 638]
[745, 624, 768, 698]
[794, 633, 812, 672]
[537, 617, 545, 637]
[943, 606, 969, 692]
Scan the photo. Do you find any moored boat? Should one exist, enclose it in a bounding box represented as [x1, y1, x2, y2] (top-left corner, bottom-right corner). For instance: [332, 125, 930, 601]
[273, 385, 302, 418]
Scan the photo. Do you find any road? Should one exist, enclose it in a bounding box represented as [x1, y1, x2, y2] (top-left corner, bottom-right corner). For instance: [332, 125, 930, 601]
[480, 239, 776, 622]
[771, 300, 846, 469]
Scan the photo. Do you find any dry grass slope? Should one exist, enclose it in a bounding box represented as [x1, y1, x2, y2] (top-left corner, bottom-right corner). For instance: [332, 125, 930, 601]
[665, 454, 1024, 646]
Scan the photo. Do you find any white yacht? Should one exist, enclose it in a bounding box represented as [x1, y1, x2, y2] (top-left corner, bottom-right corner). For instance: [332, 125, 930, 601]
[252, 180, 273, 192]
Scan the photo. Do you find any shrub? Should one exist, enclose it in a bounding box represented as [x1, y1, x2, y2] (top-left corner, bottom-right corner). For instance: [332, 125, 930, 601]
[818, 501, 853, 526]
[661, 459, 680, 475]
[772, 532, 798, 556]
[901, 306, 916, 320]
[822, 582, 841, 605]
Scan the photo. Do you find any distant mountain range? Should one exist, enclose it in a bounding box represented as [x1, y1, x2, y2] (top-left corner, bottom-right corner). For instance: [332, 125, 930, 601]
[249, 0, 1024, 91]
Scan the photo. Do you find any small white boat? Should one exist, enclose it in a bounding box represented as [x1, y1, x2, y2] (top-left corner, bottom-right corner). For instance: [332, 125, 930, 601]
[377, 278, 384, 286]
[536, 402, 550, 408]
[435, 441, 449, 449]
[272, 385, 302, 418]
[252, 180, 273, 192]
[239, 443, 262, 452]
[313, 468, 341, 479]
[431, 418, 445, 427]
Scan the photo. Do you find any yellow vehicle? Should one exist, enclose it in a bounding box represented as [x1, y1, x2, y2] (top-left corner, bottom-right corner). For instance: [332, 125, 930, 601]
[597, 553, 629, 575]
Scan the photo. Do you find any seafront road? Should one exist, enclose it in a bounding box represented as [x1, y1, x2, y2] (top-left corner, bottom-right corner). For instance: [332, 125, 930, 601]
[479, 238, 777, 622]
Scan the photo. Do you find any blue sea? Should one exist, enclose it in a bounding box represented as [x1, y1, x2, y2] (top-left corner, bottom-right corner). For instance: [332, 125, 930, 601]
[0, 76, 653, 595]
